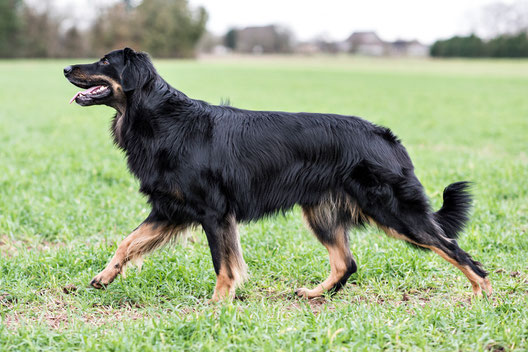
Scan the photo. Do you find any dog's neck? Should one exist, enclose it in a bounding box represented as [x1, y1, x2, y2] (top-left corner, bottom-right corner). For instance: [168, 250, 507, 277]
[107, 92, 127, 148]
[107, 94, 126, 116]
[109, 80, 196, 150]
[113, 103, 126, 116]
[111, 111, 125, 149]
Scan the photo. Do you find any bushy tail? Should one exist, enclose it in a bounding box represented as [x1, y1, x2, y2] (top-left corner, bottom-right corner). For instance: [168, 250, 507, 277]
[433, 181, 473, 239]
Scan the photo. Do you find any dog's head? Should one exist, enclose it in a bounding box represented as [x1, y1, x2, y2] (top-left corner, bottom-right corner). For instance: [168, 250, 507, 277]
[64, 47, 154, 109]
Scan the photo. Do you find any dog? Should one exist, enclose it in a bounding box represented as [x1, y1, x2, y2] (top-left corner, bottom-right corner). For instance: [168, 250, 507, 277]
[64, 48, 491, 301]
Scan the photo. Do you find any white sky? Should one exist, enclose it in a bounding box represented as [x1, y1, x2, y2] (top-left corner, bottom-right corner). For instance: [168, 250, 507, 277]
[189, 0, 516, 44]
[47, 0, 518, 44]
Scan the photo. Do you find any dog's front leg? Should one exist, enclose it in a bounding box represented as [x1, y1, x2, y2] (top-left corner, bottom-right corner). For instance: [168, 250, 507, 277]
[90, 220, 181, 289]
[201, 214, 247, 301]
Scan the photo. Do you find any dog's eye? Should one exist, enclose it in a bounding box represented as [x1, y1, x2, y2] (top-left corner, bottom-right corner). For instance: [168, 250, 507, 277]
[101, 58, 109, 65]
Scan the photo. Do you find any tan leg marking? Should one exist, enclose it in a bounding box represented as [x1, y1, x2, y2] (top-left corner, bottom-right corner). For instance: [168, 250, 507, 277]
[211, 266, 236, 301]
[209, 216, 248, 302]
[296, 227, 352, 299]
[209, 257, 247, 302]
[90, 223, 185, 289]
[376, 224, 492, 296]
[429, 247, 492, 296]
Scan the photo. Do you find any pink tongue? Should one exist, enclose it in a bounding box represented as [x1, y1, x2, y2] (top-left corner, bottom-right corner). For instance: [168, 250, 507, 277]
[69, 86, 102, 104]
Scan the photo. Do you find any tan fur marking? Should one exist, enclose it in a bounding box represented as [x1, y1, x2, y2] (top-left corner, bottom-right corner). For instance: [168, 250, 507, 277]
[296, 226, 352, 299]
[86, 75, 127, 142]
[73, 74, 125, 106]
[88, 75, 122, 93]
[227, 216, 248, 287]
[211, 266, 236, 301]
[209, 216, 248, 301]
[126, 223, 186, 263]
[114, 112, 125, 145]
[90, 222, 186, 288]
[349, 200, 366, 224]
[303, 193, 366, 230]
[375, 223, 492, 296]
[428, 247, 492, 296]
[82, 74, 126, 113]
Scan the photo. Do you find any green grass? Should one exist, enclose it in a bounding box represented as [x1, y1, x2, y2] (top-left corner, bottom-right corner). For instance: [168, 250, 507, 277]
[1, 56, 527, 351]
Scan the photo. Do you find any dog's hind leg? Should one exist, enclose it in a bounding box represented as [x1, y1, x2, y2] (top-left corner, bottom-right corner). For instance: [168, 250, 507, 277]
[367, 207, 491, 296]
[347, 166, 491, 295]
[296, 198, 358, 299]
[427, 242, 492, 296]
[377, 221, 491, 295]
[90, 218, 186, 289]
[201, 214, 247, 301]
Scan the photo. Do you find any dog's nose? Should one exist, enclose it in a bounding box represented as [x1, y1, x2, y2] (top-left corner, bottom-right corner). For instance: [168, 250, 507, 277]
[63, 66, 73, 76]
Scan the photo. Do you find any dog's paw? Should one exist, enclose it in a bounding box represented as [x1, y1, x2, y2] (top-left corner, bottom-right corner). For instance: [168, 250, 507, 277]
[89, 277, 107, 289]
[472, 277, 493, 297]
[295, 286, 325, 299]
[209, 288, 235, 303]
[295, 287, 311, 299]
[90, 267, 119, 289]
[482, 278, 493, 296]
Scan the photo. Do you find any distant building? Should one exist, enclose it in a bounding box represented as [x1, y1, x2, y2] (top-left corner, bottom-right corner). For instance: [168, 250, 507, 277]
[222, 27, 429, 57]
[338, 31, 429, 57]
[345, 31, 386, 56]
[234, 25, 292, 54]
[389, 39, 429, 57]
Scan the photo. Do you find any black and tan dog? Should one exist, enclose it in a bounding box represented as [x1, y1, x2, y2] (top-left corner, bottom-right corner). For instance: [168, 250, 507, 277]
[64, 48, 491, 301]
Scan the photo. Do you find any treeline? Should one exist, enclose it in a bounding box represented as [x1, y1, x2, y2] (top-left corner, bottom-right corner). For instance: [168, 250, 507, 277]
[0, 0, 207, 58]
[431, 33, 528, 58]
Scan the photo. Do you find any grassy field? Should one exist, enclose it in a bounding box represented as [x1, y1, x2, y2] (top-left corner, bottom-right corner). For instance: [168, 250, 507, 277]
[0, 56, 527, 351]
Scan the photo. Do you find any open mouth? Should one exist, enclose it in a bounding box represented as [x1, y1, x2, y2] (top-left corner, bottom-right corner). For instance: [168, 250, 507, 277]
[69, 84, 111, 105]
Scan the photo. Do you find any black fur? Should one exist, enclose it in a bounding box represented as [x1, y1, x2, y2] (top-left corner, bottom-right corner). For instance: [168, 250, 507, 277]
[434, 181, 473, 239]
[65, 48, 488, 296]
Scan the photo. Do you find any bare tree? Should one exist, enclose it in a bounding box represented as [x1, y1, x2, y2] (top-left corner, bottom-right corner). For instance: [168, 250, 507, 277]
[90, 3, 138, 56]
[19, 3, 62, 57]
[473, 0, 528, 38]
[136, 0, 207, 58]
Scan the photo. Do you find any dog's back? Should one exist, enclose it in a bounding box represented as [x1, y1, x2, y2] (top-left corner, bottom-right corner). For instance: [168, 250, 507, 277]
[197, 105, 417, 222]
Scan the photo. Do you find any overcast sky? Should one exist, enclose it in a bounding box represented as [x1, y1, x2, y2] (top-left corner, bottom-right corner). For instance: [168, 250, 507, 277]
[48, 0, 517, 44]
[189, 0, 516, 44]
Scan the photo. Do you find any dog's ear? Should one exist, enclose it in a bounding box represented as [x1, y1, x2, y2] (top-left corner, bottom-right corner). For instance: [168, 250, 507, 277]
[124, 47, 136, 58]
[122, 48, 139, 92]
[121, 48, 155, 93]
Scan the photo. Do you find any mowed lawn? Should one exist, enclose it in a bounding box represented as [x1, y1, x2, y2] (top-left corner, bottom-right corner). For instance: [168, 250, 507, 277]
[0, 56, 527, 351]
